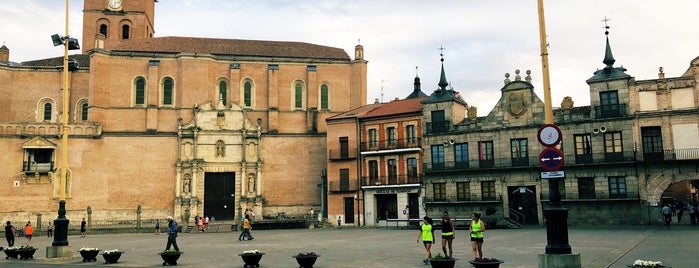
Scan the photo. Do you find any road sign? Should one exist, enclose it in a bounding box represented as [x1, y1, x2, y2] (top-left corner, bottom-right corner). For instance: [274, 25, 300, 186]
[541, 171, 565, 179]
[539, 147, 564, 171]
[537, 124, 562, 147]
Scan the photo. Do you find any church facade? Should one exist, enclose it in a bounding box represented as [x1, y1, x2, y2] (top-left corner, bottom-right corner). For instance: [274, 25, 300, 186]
[0, 0, 366, 226]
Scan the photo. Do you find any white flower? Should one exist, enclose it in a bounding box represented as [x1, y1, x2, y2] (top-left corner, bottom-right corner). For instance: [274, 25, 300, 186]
[80, 247, 99, 251]
[104, 249, 121, 255]
[242, 249, 261, 255]
[633, 259, 663, 267]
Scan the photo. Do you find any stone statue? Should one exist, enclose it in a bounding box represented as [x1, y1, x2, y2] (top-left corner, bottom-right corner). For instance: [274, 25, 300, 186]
[248, 174, 256, 193]
[183, 175, 191, 194]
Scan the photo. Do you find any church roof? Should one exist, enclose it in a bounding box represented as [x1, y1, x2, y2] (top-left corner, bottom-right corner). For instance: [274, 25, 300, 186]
[111, 36, 350, 60]
[21, 54, 91, 68]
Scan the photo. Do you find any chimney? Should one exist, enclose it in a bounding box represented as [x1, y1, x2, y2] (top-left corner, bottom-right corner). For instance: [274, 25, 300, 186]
[0, 45, 9, 62]
[658, 66, 665, 79]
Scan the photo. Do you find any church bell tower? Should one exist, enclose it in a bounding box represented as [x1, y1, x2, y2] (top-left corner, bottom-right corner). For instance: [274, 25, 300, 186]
[81, 0, 156, 53]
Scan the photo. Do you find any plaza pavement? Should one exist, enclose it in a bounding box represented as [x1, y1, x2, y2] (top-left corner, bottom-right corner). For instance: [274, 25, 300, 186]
[2, 224, 698, 268]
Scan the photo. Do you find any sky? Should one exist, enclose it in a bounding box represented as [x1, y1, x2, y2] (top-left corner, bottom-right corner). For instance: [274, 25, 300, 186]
[1, 0, 698, 116]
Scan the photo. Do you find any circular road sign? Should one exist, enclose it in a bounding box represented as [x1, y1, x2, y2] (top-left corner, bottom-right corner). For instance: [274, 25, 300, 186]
[537, 124, 562, 147]
[539, 147, 564, 171]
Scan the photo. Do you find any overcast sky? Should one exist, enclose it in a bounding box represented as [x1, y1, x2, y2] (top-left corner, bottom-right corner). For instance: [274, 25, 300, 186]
[2, 1, 697, 115]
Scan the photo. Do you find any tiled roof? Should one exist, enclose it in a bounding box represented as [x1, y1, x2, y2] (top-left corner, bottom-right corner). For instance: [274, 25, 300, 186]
[360, 97, 425, 119]
[553, 105, 591, 115]
[111, 36, 350, 60]
[21, 54, 91, 68]
[326, 103, 382, 121]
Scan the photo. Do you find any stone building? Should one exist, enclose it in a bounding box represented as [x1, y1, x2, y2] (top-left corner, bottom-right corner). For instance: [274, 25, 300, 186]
[0, 0, 366, 226]
[326, 76, 426, 227]
[421, 31, 698, 226]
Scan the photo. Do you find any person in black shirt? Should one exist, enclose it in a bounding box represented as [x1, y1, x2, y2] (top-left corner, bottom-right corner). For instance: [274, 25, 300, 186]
[4, 221, 16, 247]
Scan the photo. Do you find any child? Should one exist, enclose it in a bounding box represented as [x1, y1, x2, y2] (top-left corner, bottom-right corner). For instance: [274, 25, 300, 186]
[416, 216, 434, 265]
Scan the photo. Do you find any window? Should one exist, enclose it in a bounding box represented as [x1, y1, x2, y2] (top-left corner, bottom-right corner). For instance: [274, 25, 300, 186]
[433, 183, 446, 201]
[481, 181, 496, 201]
[608, 176, 627, 198]
[429, 110, 447, 134]
[162, 77, 174, 106]
[510, 138, 528, 166]
[122, 25, 130, 39]
[387, 159, 397, 184]
[43, 103, 52, 121]
[574, 134, 592, 164]
[641, 127, 663, 161]
[454, 143, 469, 168]
[267, 64, 278, 70]
[431, 145, 445, 170]
[219, 80, 228, 106]
[406, 125, 417, 144]
[307, 65, 317, 71]
[24, 148, 55, 174]
[294, 81, 304, 109]
[604, 132, 623, 161]
[406, 158, 418, 181]
[339, 137, 349, 159]
[578, 177, 596, 199]
[243, 81, 252, 107]
[135, 77, 146, 105]
[368, 129, 378, 147]
[368, 160, 379, 185]
[479, 141, 494, 168]
[78, 101, 89, 122]
[599, 91, 619, 117]
[340, 168, 350, 191]
[320, 84, 329, 110]
[99, 24, 108, 37]
[457, 182, 470, 201]
[387, 127, 397, 146]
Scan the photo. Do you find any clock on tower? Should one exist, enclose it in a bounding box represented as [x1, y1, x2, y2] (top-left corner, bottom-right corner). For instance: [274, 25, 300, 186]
[108, 0, 122, 10]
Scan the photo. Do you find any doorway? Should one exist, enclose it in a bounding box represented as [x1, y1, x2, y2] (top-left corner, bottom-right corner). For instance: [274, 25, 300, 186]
[344, 197, 355, 224]
[376, 194, 398, 220]
[507, 186, 538, 225]
[408, 193, 419, 226]
[204, 172, 236, 220]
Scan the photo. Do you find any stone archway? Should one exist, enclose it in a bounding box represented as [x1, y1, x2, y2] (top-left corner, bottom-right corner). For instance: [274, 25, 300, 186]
[646, 170, 698, 204]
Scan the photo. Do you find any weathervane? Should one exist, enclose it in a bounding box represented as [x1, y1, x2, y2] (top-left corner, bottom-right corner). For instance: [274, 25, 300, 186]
[438, 45, 446, 61]
[601, 16, 611, 35]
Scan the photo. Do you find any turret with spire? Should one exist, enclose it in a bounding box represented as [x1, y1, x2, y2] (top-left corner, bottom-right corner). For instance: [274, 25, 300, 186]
[586, 17, 629, 82]
[405, 66, 427, 99]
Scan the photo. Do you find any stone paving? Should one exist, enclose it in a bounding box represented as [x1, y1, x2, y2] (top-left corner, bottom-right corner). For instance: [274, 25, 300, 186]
[2, 224, 698, 267]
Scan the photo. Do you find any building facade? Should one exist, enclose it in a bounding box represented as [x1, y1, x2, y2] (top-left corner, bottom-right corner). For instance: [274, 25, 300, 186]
[0, 0, 366, 226]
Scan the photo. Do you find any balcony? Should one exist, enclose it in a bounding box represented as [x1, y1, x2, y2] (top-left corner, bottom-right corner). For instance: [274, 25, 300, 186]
[360, 138, 421, 152]
[362, 174, 422, 186]
[22, 161, 54, 173]
[594, 104, 627, 118]
[637, 148, 699, 162]
[328, 148, 358, 160]
[426, 121, 451, 134]
[328, 180, 359, 192]
[424, 194, 502, 203]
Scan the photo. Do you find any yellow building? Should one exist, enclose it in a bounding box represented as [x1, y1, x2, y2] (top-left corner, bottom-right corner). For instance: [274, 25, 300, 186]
[0, 0, 366, 226]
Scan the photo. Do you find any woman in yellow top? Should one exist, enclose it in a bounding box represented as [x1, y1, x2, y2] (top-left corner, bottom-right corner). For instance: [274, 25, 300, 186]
[469, 212, 485, 260]
[416, 216, 434, 265]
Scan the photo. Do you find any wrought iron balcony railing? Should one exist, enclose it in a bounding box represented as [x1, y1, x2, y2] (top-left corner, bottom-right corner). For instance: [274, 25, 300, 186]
[360, 138, 421, 152]
[361, 174, 422, 186]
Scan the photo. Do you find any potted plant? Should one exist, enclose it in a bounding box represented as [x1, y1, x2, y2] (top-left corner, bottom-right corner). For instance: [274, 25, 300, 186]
[16, 245, 37, 260]
[158, 249, 183, 266]
[292, 251, 320, 268]
[79, 247, 100, 262]
[4, 246, 19, 259]
[469, 257, 505, 268]
[102, 249, 124, 264]
[430, 253, 457, 268]
[239, 249, 265, 267]
[627, 259, 667, 267]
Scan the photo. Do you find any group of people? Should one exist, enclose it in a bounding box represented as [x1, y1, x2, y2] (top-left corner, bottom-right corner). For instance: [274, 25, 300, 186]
[416, 211, 485, 264]
[4, 220, 35, 247]
[662, 201, 698, 227]
[193, 215, 210, 232]
[238, 209, 255, 241]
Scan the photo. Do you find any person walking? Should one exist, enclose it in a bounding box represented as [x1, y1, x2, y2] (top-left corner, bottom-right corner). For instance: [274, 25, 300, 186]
[337, 216, 342, 228]
[24, 221, 33, 243]
[5, 221, 15, 247]
[80, 218, 87, 238]
[689, 203, 696, 225]
[416, 216, 434, 265]
[662, 203, 672, 227]
[165, 216, 180, 251]
[154, 219, 161, 235]
[469, 212, 485, 260]
[440, 211, 455, 257]
[47, 222, 53, 237]
[676, 202, 685, 223]
[238, 215, 253, 241]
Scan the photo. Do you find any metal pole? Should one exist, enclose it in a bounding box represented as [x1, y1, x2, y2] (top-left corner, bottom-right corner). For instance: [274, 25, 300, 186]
[53, 0, 71, 247]
[537, 0, 554, 124]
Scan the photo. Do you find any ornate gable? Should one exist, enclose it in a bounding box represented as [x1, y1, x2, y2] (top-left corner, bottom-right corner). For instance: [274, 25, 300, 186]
[22, 136, 57, 149]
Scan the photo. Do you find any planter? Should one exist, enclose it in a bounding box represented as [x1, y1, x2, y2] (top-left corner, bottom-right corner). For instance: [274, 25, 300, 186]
[430, 258, 457, 268]
[239, 253, 265, 267]
[103, 252, 124, 264]
[468, 260, 505, 268]
[627, 266, 670, 268]
[159, 251, 183, 266]
[16, 248, 37, 260]
[4, 249, 19, 259]
[292, 254, 320, 268]
[79, 250, 100, 262]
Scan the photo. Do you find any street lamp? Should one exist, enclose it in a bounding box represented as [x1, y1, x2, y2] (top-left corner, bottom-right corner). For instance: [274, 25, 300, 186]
[48, 0, 79, 257]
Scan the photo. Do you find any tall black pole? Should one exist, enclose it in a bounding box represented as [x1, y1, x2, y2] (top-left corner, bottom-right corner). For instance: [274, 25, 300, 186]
[544, 178, 571, 254]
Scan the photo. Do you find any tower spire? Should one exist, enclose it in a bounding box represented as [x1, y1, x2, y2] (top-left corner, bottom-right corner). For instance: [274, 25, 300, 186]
[602, 16, 616, 68]
[438, 46, 448, 91]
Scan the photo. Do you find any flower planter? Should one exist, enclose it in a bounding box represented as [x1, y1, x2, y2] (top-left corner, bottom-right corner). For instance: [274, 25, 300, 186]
[239, 252, 265, 267]
[468, 260, 505, 268]
[292, 254, 320, 268]
[79, 250, 100, 262]
[16, 248, 37, 260]
[103, 252, 124, 264]
[159, 251, 183, 266]
[430, 258, 457, 268]
[4, 249, 19, 259]
[627, 265, 670, 268]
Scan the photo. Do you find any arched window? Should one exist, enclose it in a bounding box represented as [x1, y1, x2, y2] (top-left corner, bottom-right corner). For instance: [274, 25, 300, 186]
[43, 103, 52, 121]
[81, 102, 88, 121]
[99, 24, 108, 37]
[294, 81, 304, 109]
[135, 77, 146, 105]
[122, 25, 130, 39]
[163, 77, 174, 105]
[320, 84, 329, 110]
[219, 80, 227, 106]
[244, 81, 252, 107]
